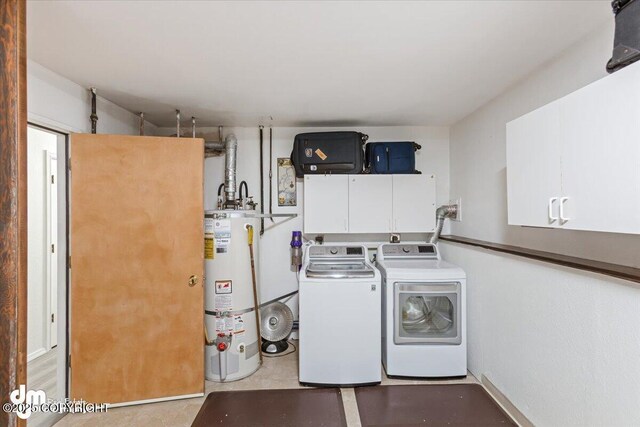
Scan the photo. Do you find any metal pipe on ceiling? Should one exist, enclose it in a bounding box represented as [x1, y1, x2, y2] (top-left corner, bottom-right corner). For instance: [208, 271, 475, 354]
[176, 109, 181, 138]
[139, 112, 145, 136]
[89, 87, 98, 134]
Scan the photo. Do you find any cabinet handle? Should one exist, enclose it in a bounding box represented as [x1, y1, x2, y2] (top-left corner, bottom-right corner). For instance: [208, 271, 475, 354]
[548, 197, 558, 223]
[559, 197, 570, 224]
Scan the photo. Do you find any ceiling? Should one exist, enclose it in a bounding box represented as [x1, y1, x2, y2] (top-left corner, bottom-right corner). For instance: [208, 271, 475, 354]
[27, 1, 610, 127]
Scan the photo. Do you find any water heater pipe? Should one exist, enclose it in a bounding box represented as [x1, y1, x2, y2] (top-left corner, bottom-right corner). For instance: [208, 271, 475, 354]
[175, 109, 181, 139]
[259, 126, 265, 235]
[224, 134, 238, 204]
[89, 88, 98, 134]
[138, 112, 145, 136]
[430, 204, 458, 244]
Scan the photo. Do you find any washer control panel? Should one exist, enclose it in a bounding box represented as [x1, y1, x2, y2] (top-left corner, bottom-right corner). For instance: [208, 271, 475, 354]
[380, 244, 438, 259]
[308, 245, 366, 259]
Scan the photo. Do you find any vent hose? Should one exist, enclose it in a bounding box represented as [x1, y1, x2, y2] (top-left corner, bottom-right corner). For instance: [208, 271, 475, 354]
[224, 134, 238, 204]
[430, 204, 458, 244]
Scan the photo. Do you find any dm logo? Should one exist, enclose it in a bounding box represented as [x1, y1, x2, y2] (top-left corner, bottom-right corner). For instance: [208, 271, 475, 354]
[9, 385, 46, 419]
[304, 148, 313, 158]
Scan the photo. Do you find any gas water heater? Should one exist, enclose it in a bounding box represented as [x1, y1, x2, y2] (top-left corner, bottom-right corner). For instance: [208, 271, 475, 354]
[204, 133, 262, 382]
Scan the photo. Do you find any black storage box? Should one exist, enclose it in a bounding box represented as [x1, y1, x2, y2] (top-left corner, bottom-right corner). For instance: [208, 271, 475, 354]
[291, 131, 367, 177]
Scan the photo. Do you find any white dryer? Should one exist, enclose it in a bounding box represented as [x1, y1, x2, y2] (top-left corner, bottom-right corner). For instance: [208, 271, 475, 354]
[298, 245, 381, 386]
[376, 243, 466, 378]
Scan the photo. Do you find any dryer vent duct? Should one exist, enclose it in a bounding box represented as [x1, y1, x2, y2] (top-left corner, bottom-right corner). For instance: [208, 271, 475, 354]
[430, 204, 458, 244]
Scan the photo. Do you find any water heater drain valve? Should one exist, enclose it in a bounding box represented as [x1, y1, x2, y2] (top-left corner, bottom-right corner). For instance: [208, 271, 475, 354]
[216, 333, 232, 352]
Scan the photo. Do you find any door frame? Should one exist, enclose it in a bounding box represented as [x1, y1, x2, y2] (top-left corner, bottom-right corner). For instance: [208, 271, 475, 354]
[28, 122, 70, 406]
[0, 1, 27, 426]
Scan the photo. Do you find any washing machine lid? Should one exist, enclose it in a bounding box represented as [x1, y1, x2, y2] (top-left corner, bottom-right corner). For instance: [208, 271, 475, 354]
[305, 261, 376, 279]
[378, 259, 465, 280]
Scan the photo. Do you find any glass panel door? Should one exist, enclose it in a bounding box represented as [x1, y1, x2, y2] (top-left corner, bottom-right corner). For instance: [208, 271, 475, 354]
[394, 282, 461, 345]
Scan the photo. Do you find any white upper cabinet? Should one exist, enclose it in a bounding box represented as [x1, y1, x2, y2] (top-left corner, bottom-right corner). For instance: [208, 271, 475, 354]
[392, 175, 436, 233]
[348, 175, 393, 233]
[303, 174, 436, 234]
[558, 65, 640, 234]
[507, 103, 562, 228]
[507, 61, 640, 234]
[304, 175, 349, 233]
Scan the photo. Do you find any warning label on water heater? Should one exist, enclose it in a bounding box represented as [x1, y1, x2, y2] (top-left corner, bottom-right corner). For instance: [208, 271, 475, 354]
[214, 294, 233, 311]
[215, 280, 232, 294]
[204, 218, 215, 259]
[214, 280, 233, 310]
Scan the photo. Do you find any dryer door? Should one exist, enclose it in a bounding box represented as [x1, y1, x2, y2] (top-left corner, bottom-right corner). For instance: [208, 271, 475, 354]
[394, 282, 461, 345]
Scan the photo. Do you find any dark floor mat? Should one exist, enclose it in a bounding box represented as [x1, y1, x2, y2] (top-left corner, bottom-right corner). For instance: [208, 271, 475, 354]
[191, 388, 347, 427]
[355, 384, 516, 426]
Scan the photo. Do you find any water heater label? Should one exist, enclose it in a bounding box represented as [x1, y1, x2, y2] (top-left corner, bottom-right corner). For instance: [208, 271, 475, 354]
[214, 219, 231, 254]
[214, 294, 233, 311]
[215, 280, 232, 294]
[215, 315, 234, 333]
[234, 315, 245, 335]
[204, 218, 215, 259]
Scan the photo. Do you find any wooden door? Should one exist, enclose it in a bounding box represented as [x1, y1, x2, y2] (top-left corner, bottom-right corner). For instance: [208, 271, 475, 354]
[348, 175, 392, 233]
[69, 134, 204, 405]
[506, 102, 562, 228]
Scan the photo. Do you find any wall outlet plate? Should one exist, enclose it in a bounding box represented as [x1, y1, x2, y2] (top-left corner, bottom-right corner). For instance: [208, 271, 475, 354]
[450, 198, 462, 221]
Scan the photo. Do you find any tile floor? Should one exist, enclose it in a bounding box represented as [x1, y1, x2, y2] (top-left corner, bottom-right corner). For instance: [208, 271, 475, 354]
[55, 342, 478, 427]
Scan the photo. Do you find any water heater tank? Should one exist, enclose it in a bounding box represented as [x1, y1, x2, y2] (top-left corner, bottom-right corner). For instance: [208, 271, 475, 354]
[204, 211, 261, 382]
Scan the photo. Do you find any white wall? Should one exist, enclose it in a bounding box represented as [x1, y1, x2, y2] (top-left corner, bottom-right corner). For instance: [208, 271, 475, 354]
[158, 125, 450, 314]
[440, 242, 640, 427]
[447, 21, 640, 425]
[449, 21, 640, 269]
[28, 59, 157, 135]
[27, 127, 57, 360]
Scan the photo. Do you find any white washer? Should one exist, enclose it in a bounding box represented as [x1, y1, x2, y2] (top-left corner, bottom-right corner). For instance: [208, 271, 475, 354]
[298, 245, 381, 386]
[376, 243, 466, 378]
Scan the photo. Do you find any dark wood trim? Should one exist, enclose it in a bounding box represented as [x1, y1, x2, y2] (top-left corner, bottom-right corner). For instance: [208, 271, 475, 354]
[440, 235, 640, 284]
[0, 0, 27, 426]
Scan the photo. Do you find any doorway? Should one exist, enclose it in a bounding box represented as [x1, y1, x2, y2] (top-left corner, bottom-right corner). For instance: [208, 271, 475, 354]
[26, 124, 67, 427]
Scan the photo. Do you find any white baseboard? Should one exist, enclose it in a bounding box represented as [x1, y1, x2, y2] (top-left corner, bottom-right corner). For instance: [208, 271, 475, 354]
[107, 392, 204, 408]
[481, 374, 534, 427]
[28, 348, 47, 363]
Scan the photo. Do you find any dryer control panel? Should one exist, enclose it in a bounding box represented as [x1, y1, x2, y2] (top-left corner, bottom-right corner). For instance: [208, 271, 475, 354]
[379, 244, 438, 259]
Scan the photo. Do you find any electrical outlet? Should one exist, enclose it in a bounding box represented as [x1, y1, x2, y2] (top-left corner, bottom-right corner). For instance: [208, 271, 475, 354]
[450, 197, 462, 221]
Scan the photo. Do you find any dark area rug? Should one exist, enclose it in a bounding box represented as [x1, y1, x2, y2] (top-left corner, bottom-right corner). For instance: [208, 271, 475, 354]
[191, 388, 347, 427]
[355, 384, 516, 426]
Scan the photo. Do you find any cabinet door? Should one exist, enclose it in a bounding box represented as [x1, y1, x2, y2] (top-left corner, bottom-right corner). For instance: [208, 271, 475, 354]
[506, 102, 562, 227]
[392, 175, 436, 233]
[348, 175, 393, 233]
[559, 64, 640, 233]
[304, 175, 349, 233]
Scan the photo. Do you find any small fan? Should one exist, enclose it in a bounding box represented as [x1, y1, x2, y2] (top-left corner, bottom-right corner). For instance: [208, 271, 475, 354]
[260, 302, 294, 354]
